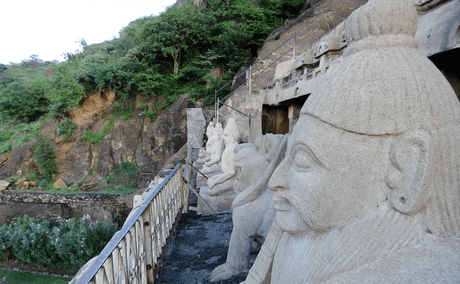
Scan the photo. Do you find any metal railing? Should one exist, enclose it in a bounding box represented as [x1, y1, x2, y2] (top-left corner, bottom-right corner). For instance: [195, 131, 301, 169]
[76, 162, 188, 284]
[214, 33, 296, 142]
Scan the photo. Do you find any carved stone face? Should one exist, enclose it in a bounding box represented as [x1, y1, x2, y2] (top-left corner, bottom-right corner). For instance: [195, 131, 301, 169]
[233, 145, 269, 194]
[212, 131, 221, 143]
[223, 128, 237, 145]
[269, 115, 389, 234]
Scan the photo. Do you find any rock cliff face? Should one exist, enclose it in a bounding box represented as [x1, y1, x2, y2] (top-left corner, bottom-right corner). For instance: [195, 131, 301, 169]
[221, 0, 368, 142]
[0, 89, 194, 188]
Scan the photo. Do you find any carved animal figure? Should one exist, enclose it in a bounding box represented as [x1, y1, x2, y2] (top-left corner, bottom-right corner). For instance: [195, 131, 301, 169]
[211, 134, 288, 282]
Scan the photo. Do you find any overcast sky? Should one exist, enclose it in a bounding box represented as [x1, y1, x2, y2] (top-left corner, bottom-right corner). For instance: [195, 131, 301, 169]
[0, 0, 177, 65]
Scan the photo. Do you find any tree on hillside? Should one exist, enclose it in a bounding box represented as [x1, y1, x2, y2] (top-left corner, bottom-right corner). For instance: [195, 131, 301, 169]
[29, 54, 43, 62]
[0, 80, 49, 122]
[141, 5, 215, 76]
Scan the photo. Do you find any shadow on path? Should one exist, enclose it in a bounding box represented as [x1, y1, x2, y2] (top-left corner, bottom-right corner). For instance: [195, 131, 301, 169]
[156, 211, 248, 284]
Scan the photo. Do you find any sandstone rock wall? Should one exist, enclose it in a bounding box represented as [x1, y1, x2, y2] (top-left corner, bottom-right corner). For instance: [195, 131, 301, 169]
[0, 90, 194, 188]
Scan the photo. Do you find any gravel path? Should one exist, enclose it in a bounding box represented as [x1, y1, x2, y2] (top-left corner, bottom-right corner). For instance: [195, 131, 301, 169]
[156, 211, 249, 284]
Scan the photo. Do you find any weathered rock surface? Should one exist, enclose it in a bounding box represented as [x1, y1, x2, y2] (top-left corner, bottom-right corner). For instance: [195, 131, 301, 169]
[249, 0, 368, 91]
[0, 140, 36, 179]
[0, 90, 194, 189]
[55, 141, 92, 183]
[40, 116, 57, 140]
[0, 153, 9, 168]
[138, 93, 193, 187]
[81, 182, 99, 191]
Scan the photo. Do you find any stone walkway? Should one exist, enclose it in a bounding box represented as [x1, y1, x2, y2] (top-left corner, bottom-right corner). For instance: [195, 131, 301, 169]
[156, 211, 248, 284]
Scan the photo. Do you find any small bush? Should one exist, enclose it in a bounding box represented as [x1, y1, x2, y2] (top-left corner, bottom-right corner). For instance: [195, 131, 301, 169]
[81, 130, 106, 144]
[32, 135, 58, 179]
[26, 172, 39, 182]
[101, 158, 140, 191]
[0, 118, 45, 155]
[57, 117, 76, 140]
[139, 103, 157, 119]
[37, 178, 53, 189]
[0, 215, 117, 272]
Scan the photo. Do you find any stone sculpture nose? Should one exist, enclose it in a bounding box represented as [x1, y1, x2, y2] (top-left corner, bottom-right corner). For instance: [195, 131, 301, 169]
[268, 157, 289, 192]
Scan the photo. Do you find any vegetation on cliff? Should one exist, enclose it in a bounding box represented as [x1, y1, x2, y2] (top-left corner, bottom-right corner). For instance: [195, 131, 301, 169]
[0, 0, 304, 187]
[0, 0, 304, 121]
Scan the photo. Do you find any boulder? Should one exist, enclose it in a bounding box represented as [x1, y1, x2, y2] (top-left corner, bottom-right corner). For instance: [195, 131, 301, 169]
[53, 178, 67, 189]
[0, 180, 10, 191]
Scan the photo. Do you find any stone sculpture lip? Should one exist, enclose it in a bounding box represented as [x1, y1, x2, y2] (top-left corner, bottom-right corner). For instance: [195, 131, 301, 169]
[273, 194, 292, 211]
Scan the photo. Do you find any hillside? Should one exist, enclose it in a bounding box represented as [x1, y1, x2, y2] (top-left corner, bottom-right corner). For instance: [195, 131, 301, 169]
[0, 0, 307, 191]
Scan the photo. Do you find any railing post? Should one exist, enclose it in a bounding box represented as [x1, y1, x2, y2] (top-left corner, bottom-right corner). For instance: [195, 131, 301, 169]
[249, 114, 252, 143]
[217, 98, 220, 124]
[293, 32, 296, 60]
[182, 164, 189, 214]
[142, 207, 155, 283]
[214, 89, 217, 122]
[249, 65, 252, 96]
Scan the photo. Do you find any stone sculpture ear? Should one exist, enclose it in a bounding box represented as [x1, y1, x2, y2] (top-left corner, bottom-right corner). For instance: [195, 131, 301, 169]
[385, 129, 432, 215]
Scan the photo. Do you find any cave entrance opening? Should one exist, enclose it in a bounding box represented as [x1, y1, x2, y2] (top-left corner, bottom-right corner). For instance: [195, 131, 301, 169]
[262, 94, 309, 135]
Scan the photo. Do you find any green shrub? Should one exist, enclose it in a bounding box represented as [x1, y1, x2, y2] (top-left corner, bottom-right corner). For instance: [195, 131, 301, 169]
[26, 172, 39, 182]
[0, 118, 45, 155]
[139, 103, 157, 119]
[102, 158, 140, 190]
[32, 135, 58, 179]
[89, 64, 140, 98]
[0, 80, 50, 122]
[81, 130, 106, 144]
[37, 178, 53, 189]
[57, 118, 77, 140]
[0, 215, 117, 271]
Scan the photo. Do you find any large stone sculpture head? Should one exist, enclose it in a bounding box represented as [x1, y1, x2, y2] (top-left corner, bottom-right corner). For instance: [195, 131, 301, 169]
[269, 0, 460, 239]
[232, 134, 288, 206]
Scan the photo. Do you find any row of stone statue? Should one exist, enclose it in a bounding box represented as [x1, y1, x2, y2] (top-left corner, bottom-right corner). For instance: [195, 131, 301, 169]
[194, 0, 460, 282]
[193, 118, 289, 282]
[194, 119, 239, 211]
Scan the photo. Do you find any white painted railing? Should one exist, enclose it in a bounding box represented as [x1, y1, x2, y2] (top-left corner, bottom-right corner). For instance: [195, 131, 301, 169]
[75, 162, 188, 284]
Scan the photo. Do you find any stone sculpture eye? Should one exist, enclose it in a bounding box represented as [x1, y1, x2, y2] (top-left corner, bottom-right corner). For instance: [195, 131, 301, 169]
[293, 148, 314, 172]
